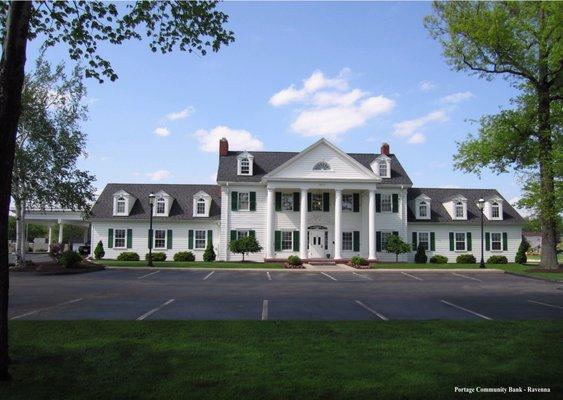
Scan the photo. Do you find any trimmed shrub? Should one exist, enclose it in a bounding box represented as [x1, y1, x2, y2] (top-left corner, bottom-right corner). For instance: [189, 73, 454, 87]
[117, 252, 140, 261]
[203, 242, 216, 262]
[49, 243, 63, 258]
[287, 255, 302, 266]
[429, 255, 448, 264]
[350, 256, 368, 266]
[414, 243, 427, 264]
[515, 237, 530, 264]
[145, 252, 166, 262]
[456, 254, 476, 264]
[487, 255, 508, 264]
[59, 251, 82, 269]
[94, 241, 105, 260]
[174, 251, 195, 262]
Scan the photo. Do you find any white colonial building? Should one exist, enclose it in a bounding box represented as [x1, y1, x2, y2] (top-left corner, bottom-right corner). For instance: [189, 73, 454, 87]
[90, 138, 524, 263]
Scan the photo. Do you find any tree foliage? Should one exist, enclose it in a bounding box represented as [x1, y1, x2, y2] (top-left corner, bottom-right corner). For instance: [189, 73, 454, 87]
[229, 236, 262, 262]
[385, 235, 411, 263]
[203, 242, 216, 262]
[515, 237, 530, 265]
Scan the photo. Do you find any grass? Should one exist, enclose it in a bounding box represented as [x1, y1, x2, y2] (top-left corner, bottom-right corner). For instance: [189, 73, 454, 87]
[494, 263, 563, 281]
[373, 263, 489, 269]
[96, 260, 284, 268]
[1, 321, 561, 400]
[527, 253, 563, 264]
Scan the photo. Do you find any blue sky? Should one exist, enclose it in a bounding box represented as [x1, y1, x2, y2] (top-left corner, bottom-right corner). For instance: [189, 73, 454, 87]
[27, 1, 523, 207]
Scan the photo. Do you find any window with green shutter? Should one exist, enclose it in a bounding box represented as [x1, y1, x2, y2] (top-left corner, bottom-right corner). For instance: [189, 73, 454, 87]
[231, 191, 238, 211]
[274, 231, 281, 252]
[188, 230, 194, 249]
[392, 194, 399, 213]
[207, 230, 213, 245]
[412, 232, 417, 251]
[449, 232, 454, 251]
[167, 230, 173, 249]
[307, 193, 312, 211]
[249, 230, 256, 238]
[485, 232, 491, 251]
[353, 231, 360, 252]
[293, 231, 300, 251]
[375, 193, 381, 213]
[249, 191, 256, 211]
[353, 193, 360, 213]
[293, 192, 300, 212]
[323, 192, 330, 212]
[275, 192, 282, 211]
[126, 229, 132, 249]
[466, 232, 472, 251]
[108, 228, 114, 248]
[376, 231, 382, 252]
[502, 232, 508, 251]
[230, 230, 237, 242]
[430, 232, 435, 251]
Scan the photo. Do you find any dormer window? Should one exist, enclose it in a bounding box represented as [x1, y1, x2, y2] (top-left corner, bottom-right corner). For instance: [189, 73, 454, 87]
[113, 190, 135, 216]
[485, 197, 503, 220]
[455, 202, 464, 218]
[116, 197, 126, 214]
[491, 202, 500, 218]
[378, 161, 388, 178]
[240, 158, 250, 174]
[313, 161, 331, 171]
[371, 155, 391, 178]
[414, 195, 431, 220]
[196, 198, 206, 215]
[192, 190, 212, 217]
[156, 197, 166, 214]
[237, 152, 254, 176]
[419, 201, 428, 218]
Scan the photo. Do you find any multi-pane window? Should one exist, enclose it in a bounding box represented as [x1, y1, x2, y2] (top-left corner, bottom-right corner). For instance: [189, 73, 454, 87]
[313, 161, 330, 171]
[154, 229, 166, 249]
[418, 232, 429, 250]
[195, 230, 206, 249]
[237, 230, 249, 239]
[114, 229, 126, 248]
[116, 197, 126, 214]
[196, 199, 206, 215]
[491, 202, 500, 218]
[240, 158, 250, 175]
[282, 193, 294, 211]
[379, 161, 388, 177]
[491, 232, 502, 251]
[311, 193, 323, 211]
[381, 194, 392, 212]
[455, 232, 466, 251]
[281, 231, 293, 250]
[156, 198, 166, 214]
[381, 231, 392, 251]
[418, 201, 428, 218]
[238, 192, 250, 211]
[455, 202, 465, 218]
[342, 194, 353, 211]
[342, 232, 353, 251]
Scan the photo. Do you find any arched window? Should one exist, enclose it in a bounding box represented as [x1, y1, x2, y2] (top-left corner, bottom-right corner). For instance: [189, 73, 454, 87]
[116, 197, 126, 214]
[313, 161, 331, 171]
[378, 161, 388, 177]
[418, 201, 428, 218]
[240, 157, 250, 174]
[455, 201, 464, 218]
[156, 197, 166, 214]
[491, 202, 500, 218]
[196, 198, 206, 215]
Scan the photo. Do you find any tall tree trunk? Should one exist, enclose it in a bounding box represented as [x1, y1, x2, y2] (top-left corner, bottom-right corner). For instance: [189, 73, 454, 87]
[0, 0, 32, 381]
[14, 198, 25, 267]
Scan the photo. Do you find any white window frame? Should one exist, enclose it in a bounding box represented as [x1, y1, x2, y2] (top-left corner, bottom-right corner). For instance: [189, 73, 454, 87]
[311, 193, 323, 212]
[154, 229, 167, 249]
[491, 232, 502, 251]
[196, 198, 206, 215]
[342, 194, 353, 212]
[417, 232, 430, 251]
[455, 202, 465, 219]
[313, 161, 331, 171]
[194, 230, 207, 250]
[342, 231, 353, 251]
[378, 161, 388, 178]
[418, 201, 428, 218]
[237, 230, 249, 239]
[281, 231, 293, 251]
[455, 232, 466, 252]
[238, 192, 250, 211]
[380, 231, 392, 252]
[156, 197, 166, 215]
[116, 197, 126, 215]
[114, 229, 126, 249]
[281, 193, 294, 211]
[381, 193, 392, 213]
[239, 157, 250, 175]
[491, 202, 500, 219]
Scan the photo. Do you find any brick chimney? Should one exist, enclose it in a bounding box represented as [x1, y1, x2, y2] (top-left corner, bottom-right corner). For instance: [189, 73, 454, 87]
[381, 142, 390, 156]
[219, 137, 229, 156]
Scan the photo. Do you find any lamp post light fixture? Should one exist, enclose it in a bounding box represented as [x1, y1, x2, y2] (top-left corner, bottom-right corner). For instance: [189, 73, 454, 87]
[477, 198, 486, 269]
[148, 193, 155, 267]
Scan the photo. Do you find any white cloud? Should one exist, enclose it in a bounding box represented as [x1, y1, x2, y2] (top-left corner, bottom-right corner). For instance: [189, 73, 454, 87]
[440, 91, 475, 104]
[154, 127, 171, 137]
[193, 125, 264, 153]
[407, 132, 426, 144]
[419, 81, 435, 91]
[270, 69, 394, 140]
[393, 110, 448, 139]
[165, 106, 195, 121]
[146, 169, 171, 181]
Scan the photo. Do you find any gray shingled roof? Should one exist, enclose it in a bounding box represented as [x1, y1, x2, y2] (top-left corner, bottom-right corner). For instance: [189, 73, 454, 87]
[407, 188, 524, 225]
[217, 151, 412, 185]
[91, 183, 221, 221]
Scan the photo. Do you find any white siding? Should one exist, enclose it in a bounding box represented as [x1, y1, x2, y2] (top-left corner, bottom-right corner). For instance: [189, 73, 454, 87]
[374, 188, 409, 262]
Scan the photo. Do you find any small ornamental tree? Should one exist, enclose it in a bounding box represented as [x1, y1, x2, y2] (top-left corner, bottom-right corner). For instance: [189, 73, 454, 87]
[386, 235, 411, 262]
[203, 242, 216, 262]
[229, 236, 262, 262]
[515, 236, 531, 265]
[94, 241, 105, 260]
[414, 243, 427, 264]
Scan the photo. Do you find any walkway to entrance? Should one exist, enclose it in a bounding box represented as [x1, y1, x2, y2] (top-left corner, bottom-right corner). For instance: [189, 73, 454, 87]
[304, 263, 354, 272]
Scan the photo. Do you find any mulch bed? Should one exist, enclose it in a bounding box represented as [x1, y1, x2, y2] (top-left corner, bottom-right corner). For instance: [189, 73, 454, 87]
[346, 262, 371, 269]
[284, 263, 305, 269]
[10, 260, 104, 275]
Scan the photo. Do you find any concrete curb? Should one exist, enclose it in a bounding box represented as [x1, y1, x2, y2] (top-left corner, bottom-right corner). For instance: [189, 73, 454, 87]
[504, 271, 562, 283]
[104, 266, 505, 273]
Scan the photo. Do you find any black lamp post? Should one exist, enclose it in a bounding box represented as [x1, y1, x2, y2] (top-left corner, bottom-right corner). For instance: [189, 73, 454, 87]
[148, 193, 155, 267]
[477, 198, 485, 269]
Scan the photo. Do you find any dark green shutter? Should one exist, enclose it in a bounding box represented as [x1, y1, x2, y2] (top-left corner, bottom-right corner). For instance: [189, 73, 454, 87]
[275, 192, 282, 211]
[167, 230, 173, 249]
[307, 193, 312, 211]
[449, 232, 454, 251]
[293, 231, 300, 251]
[412, 232, 417, 251]
[430, 232, 435, 251]
[293, 192, 300, 212]
[353, 231, 360, 252]
[323, 192, 330, 212]
[231, 191, 238, 211]
[376, 231, 382, 252]
[108, 228, 114, 248]
[324, 231, 328, 250]
[392, 194, 399, 213]
[249, 192, 256, 211]
[126, 229, 132, 249]
[249, 230, 256, 238]
[188, 230, 194, 249]
[230, 230, 237, 242]
[274, 231, 281, 252]
[148, 229, 153, 248]
[375, 194, 381, 212]
[208, 230, 213, 245]
[502, 232, 508, 251]
[467, 232, 472, 251]
[353, 193, 360, 213]
[393, 231, 399, 237]
[485, 232, 490, 251]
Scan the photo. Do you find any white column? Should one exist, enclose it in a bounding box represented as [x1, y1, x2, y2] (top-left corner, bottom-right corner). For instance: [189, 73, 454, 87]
[58, 222, 64, 243]
[299, 189, 308, 259]
[334, 189, 342, 260]
[48, 225, 53, 246]
[368, 190, 376, 260]
[266, 188, 274, 259]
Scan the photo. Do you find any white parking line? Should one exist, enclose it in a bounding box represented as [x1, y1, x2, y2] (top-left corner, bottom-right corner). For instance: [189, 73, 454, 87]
[261, 300, 269, 321]
[321, 272, 338, 281]
[354, 300, 388, 321]
[401, 272, 423, 281]
[10, 298, 83, 320]
[137, 299, 175, 321]
[452, 272, 481, 282]
[528, 300, 563, 310]
[203, 271, 215, 280]
[352, 272, 372, 281]
[138, 270, 160, 280]
[441, 300, 492, 320]
[266, 271, 272, 281]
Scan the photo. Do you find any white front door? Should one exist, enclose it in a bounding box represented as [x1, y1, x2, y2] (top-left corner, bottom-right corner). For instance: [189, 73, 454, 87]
[308, 229, 325, 258]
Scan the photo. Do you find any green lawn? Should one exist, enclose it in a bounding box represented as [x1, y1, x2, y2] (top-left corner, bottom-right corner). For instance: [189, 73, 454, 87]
[1, 321, 561, 399]
[97, 260, 283, 268]
[527, 254, 563, 264]
[494, 263, 563, 281]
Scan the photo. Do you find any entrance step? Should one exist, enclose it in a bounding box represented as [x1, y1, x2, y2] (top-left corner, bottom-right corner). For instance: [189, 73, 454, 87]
[307, 259, 336, 266]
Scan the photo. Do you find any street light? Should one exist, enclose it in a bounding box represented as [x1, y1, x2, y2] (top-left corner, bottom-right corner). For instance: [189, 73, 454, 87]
[477, 198, 485, 269]
[148, 192, 155, 267]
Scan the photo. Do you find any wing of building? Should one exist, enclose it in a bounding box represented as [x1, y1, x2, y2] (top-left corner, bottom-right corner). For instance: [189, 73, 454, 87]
[90, 138, 524, 262]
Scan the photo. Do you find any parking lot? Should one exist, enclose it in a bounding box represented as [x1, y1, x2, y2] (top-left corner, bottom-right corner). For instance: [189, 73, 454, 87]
[8, 268, 563, 321]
